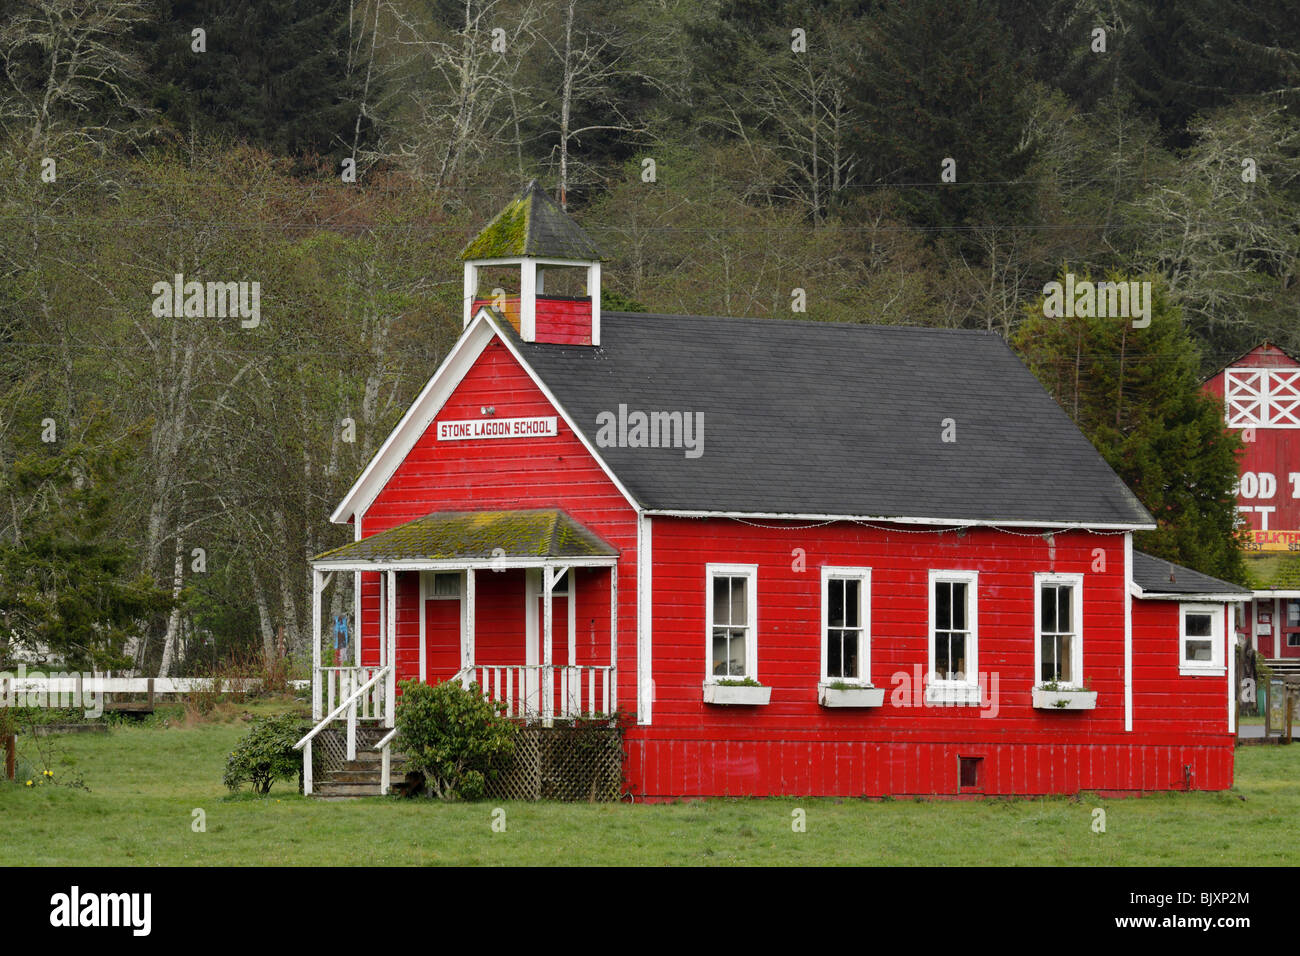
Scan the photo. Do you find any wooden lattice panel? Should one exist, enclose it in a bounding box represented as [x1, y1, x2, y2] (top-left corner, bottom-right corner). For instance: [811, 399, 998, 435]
[486, 725, 624, 802]
[312, 726, 387, 773]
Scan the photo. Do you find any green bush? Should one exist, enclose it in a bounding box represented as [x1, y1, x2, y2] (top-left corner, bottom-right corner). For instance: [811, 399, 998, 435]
[222, 713, 303, 794]
[395, 679, 515, 800]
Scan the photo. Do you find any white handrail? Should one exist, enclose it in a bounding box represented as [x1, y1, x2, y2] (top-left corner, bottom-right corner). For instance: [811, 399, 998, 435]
[293, 664, 392, 751]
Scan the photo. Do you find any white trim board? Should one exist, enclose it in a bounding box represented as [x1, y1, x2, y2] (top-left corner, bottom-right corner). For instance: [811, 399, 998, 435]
[1133, 590, 1248, 603]
[1124, 533, 1132, 732]
[312, 556, 618, 572]
[640, 508, 1154, 532]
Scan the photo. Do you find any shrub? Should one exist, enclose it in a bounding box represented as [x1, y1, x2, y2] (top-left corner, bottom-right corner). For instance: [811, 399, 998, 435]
[222, 713, 303, 794]
[395, 679, 515, 800]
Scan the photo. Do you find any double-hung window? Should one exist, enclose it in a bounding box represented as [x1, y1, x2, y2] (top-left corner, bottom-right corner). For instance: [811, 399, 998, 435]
[1180, 604, 1225, 674]
[707, 564, 757, 680]
[928, 570, 979, 702]
[1035, 573, 1083, 687]
[821, 567, 872, 684]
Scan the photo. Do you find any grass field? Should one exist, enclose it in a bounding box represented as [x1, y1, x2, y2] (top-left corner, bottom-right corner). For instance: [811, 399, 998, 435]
[2, 699, 1297, 866]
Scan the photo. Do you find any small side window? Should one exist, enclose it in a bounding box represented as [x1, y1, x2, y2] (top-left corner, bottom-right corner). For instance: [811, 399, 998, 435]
[1180, 604, 1225, 674]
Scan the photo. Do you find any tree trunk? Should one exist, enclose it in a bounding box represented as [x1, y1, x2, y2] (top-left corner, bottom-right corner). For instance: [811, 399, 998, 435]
[157, 529, 185, 678]
[252, 569, 276, 660]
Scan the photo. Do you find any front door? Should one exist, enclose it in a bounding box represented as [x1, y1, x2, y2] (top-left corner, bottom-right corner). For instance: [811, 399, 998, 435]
[1257, 600, 1275, 657]
[526, 568, 573, 716]
[1284, 598, 1300, 658]
[423, 571, 463, 684]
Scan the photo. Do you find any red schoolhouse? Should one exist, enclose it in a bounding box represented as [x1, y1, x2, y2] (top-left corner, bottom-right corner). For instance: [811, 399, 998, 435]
[300, 182, 1248, 799]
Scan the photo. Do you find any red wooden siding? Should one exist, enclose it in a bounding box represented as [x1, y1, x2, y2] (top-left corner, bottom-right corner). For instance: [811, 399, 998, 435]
[1131, 600, 1232, 745]
[626, 517, 1232, 799]
[471, 295, 593, 345]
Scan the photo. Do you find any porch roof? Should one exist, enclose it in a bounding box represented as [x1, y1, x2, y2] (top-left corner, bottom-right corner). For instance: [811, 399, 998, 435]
[311, 508, 618, 569]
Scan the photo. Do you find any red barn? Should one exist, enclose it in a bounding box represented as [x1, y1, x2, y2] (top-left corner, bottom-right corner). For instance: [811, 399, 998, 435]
[1202, 343, 1300, 666]
[298, 182, 1248, 799]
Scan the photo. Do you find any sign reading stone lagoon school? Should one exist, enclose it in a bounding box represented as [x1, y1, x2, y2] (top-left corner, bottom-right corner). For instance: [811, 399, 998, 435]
[436, 416, 557, 441]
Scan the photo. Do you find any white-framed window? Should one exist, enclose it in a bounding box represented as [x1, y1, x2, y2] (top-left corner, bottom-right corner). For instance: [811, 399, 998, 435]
[429, 571, 462, 599]
[1180, 603, 1225, 674]
[820, 567, 872, 684]
[707, 564, 758, 680]
[1035, 573, 1083, 687]
[707, 564, 759, 686]
[928, 570, 978, 700]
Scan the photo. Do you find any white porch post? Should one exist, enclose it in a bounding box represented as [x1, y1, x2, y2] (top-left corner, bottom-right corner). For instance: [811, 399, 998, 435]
[311, 568, 323, 721]
[521, 258, 537, 341]
[609, 565, 618, 713]
[464, 567, 476, 687]
[378, 572, 386, 668]
[589, 261, 601, 346]
[543, 565, 554, 727]
[386, 569, 397, 727]
[463, 262, 478, 326]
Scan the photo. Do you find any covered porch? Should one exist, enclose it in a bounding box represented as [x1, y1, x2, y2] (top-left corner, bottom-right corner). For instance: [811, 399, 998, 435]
[295, 509, 620, 795]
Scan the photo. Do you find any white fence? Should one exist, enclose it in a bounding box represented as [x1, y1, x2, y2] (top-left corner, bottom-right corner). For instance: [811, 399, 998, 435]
[0, 676, 308, 696]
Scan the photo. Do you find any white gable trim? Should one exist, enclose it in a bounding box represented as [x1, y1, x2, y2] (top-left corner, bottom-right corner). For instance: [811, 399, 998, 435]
[331, 308, 640, 525]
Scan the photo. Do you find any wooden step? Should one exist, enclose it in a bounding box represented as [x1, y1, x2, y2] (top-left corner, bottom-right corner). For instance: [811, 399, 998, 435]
[312, 761, 420, 798]
[315, 781, 387, 798]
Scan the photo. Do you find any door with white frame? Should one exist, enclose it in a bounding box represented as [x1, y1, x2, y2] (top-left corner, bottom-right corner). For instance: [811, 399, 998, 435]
[525, 568, 574, 717]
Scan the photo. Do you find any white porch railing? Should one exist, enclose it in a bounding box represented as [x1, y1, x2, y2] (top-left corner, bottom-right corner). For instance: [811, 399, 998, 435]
[458, 664, 615, 722]
[319, 665, 389, 722]
[294, 664, 393, 796]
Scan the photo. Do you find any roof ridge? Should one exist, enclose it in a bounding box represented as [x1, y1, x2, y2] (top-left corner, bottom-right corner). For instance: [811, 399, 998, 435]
[599, 311, 1002, 335]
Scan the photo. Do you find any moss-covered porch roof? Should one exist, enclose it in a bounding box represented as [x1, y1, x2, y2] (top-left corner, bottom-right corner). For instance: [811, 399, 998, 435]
[312, 508, 618, 566]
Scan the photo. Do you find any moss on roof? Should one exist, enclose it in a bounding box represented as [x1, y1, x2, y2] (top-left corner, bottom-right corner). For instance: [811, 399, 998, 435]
[1245, 552, 1300, 590]
[461, 194, 530, 260]
[313, 508, 617, 564]
[460, 180, 604, 261]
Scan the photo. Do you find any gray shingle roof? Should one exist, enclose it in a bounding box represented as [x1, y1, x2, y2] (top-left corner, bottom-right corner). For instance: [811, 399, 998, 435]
[1132, 551, 1251, 596]
[460, 180, 604, 262]
[510, 312, 1156, 526]
[314, 509, 617, 564]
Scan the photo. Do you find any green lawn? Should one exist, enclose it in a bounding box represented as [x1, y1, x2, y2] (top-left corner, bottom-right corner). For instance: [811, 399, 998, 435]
[2, 701, 1297, 865]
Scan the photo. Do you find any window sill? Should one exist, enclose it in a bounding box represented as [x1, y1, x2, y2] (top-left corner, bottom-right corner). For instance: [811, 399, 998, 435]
[924, 684, 983, 706]
[818, 683, 885, 708]
[1032, 688, 1097, 711]
[1179, 665, 1225, 677]
[703, 682, 771, 706]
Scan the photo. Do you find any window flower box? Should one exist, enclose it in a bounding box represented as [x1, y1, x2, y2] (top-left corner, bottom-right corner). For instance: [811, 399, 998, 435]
[703, 681, 771, 705]
[818, 682, 885, 708]
[1032, 687, 1097, 711]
